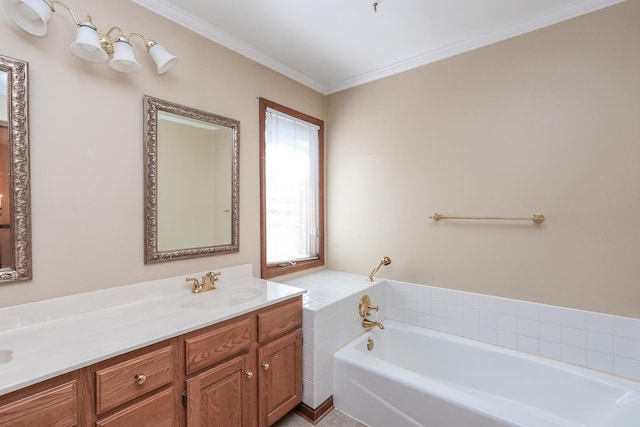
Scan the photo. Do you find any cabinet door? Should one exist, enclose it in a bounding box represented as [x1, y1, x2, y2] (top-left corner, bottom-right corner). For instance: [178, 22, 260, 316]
[257, 329, 302, 427]
[0, 380, 77, 427]
[186, 354, 254, 426]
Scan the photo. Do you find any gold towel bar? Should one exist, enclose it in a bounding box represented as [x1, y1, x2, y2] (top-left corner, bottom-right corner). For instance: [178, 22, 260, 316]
[430, 212, 545, 224]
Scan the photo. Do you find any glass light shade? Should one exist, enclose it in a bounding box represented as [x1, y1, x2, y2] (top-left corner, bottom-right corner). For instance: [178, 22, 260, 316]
[109, 38, 141, 73]
[148, 43, 178, 74]
[4, 0, 53, 36]
[69, 24, 108, 63]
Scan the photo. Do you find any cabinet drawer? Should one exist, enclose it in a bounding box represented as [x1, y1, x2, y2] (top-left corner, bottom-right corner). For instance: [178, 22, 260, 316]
[96, 345, 174, 414]
[185, 318, 252, 375]
[257, 297, 302, 343]
[0, 381, 77, 426]
[96, 387, 174, 427]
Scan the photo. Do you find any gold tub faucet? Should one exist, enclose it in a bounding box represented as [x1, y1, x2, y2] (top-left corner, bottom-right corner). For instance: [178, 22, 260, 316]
[186, 271, 222, 293]
[362, 318, 385, 329]
[359, 295, 384, 329]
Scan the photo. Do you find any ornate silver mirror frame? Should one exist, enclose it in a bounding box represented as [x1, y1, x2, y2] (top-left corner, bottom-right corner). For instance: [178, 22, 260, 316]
[143, 95, 240, 263]
[0, 54, 31, 282]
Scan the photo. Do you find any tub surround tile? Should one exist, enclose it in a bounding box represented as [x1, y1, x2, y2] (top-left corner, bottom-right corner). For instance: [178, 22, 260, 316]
[587, 331, 614, 354]
[446, 290, 463, 306]
[498, 331, 518, 349]
[616, 317, 640, 340]
[615, 357, 640, 381]
[446, 319, 463, 336]
[518, 301, 539, 321]
[587, 350, 614, 374]
[563, 344, 587, 367]
[479, 311, 498, 329]
[277, 270, 384, 408]
[479, 295, 498, 313]
[385, 279, 640, 383]
[462, 307, 479, 324]
[432, 316, 447, 332]
[518, 318, 539, 338]
[497, 298, 518, 316]
[463, 322, 480, 340]
[615, 336, 640, 360]
[479, 326, 498, 344]
[539, 304, 562, 324]
[562, 308, 588, 329]
[539, 340, 562, 360]
[462, 292, 480, 308]
[518, 335, 539, 355]
[588, 312, 615, 334]
[563, 326, 587, 348]
[498, 314, 518, 333]
[539, 322, 562, 342]
[282, 269, 640, 411]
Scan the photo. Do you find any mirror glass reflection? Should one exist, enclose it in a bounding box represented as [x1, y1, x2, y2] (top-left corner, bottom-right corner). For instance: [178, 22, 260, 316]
[144, 95, 240, 263]
[0, 70, 10, 269]
[157, 111, 233, 250]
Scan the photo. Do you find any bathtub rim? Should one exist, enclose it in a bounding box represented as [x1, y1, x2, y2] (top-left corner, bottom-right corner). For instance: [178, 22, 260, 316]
[340, 320, 640, 391]
[334, 320, 640, 427]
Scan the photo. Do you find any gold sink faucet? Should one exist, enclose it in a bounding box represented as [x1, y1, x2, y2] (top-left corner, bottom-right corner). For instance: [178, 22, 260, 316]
[186, 271, 222, 293]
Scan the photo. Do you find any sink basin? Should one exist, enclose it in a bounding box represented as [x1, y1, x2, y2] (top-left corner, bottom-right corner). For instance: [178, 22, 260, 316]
[181, 287, 264, 311]
[0, 349, 13, 364]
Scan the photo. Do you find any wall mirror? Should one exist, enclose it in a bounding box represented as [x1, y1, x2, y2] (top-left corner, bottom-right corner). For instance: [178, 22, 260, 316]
[0, 54, 31, 282]
[143, 95, 240, 263]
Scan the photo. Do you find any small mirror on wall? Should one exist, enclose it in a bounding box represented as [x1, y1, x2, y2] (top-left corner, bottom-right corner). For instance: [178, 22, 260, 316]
[143, 95, 240, 263]
[0, 54, 31, 283]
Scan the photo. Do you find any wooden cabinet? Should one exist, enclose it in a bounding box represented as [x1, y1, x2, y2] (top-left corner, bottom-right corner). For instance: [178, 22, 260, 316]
[0, 296, 302, 427]
[0, 373, 79, 427]
[184, 297, 303, 426]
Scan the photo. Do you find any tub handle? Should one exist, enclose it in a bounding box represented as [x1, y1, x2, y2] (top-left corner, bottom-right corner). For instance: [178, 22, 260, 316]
[359, 295, 379, 318]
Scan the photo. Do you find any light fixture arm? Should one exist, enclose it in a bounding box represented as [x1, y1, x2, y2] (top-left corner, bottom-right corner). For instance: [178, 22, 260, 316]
[128, 32, 157, 51]
[48, 0, 80, 27]
[3, 0, 178, 74]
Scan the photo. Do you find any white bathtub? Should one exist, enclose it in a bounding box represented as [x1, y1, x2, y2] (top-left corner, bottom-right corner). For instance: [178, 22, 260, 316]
[333, 320, 640, 427]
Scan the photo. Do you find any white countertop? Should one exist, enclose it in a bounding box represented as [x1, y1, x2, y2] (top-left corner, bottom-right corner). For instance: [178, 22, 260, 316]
[0, 264, 305, 396]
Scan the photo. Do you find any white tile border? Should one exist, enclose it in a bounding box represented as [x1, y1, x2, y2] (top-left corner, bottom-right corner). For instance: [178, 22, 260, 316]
[386, 280, 640, 382]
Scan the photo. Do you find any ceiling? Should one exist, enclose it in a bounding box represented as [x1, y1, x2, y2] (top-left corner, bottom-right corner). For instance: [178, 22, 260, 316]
[133, 0, 624, 94]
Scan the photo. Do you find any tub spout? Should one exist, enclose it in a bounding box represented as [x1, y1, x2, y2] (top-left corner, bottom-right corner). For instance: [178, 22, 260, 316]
[362, 318, 384, 329]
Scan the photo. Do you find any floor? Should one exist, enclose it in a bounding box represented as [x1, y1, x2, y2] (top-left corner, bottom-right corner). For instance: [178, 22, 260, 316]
[273, 409, 367, 427]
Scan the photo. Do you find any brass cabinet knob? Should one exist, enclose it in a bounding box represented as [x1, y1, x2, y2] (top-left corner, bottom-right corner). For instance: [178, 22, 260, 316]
[244, 370, 253, 379]
[261, 362, 270, 371]
[134, 373, 147, 385]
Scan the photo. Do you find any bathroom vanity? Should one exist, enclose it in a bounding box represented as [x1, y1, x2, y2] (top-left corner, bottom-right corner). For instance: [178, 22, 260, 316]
[0, 264, 304, 426]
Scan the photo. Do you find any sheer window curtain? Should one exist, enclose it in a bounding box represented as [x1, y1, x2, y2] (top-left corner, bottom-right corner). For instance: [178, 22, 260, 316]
[265, 107, 320, 264]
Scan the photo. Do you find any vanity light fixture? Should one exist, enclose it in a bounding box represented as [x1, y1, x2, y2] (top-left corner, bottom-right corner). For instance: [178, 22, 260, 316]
[3, 0, 178, 74]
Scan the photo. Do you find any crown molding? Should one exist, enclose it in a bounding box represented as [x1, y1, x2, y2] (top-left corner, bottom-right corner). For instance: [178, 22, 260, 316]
[134, 0, 626, 95]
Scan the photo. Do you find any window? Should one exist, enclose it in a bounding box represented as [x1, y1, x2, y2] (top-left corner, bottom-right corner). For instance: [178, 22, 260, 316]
[259, 98, 324, 279]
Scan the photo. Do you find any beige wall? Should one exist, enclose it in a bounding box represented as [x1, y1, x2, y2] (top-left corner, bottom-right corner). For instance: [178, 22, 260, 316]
[0, 0, 324, 307]
[1, 0, 638, 319]
[326, 1, 640, 318]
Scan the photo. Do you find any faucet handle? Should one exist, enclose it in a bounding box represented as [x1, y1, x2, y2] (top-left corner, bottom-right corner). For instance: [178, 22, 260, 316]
[186, 277, 202, 293]
[358, 295, 380, 318]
